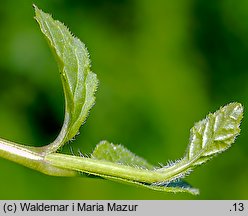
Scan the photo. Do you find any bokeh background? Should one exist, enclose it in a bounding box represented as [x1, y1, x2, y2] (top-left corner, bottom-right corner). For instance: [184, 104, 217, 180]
[0, 0, 247, 199]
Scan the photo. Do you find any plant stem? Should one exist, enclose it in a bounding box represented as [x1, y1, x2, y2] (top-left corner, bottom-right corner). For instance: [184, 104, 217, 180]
[45, 153, 182, 184]
[40, 113, 70, 154]
[0, 138, 77, 177]
[0, 137, 190, 184]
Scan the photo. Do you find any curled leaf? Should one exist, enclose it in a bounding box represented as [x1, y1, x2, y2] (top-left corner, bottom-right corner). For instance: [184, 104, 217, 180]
[34, 5, 98, 152]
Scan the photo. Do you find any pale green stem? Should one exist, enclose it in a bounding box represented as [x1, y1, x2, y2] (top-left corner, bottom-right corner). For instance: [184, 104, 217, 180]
[0, 137, 190, 184]
[45, 153, 185, 184]
[0, 138, 77, 177]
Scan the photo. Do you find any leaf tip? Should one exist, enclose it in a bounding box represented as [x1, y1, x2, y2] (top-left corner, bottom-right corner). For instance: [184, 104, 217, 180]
[33, 4, 40, 16]
[226, 102, 243, 122]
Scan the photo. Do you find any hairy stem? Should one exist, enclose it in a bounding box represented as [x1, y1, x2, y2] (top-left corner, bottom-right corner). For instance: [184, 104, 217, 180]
[45, 153, 182, 184]
[0, 137, 184, 184]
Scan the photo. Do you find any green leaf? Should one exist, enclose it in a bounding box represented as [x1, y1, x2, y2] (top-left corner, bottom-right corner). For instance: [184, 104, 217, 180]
[157, 102, 243, 181]
[101, 175, 199, 195]
[91, 140, 154, 170]
[0, 5, 243, 196]
[34, 5, 98, 152]
[148, 180, 199, 195]
[45, 103, 242, 195]
[185, 102, 243, 166]
[90, 141, 199, 194]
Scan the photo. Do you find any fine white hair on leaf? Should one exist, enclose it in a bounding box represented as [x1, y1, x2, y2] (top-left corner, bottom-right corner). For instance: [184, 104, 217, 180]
[152, 169, 192, 187]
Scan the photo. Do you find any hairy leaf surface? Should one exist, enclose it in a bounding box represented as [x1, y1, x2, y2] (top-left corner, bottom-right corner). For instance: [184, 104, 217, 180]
[0, 5, 244, 196]
[185, 102, 243, 166]
[158, 103, 243, 182]
[34, 5, 98, 151]
[103, 175, 199, 195]
[92, 140, 154, 169]
[90, 141, 199, 194]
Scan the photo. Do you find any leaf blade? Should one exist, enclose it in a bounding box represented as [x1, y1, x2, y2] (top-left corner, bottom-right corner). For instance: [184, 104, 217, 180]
[34, 5, 98, 152]
[186, 102, 243, 166]
[158, 102, 243, 181]
[92, 140, 154, 170]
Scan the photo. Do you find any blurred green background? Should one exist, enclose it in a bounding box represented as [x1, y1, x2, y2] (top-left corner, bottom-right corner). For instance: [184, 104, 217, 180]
[0, 0, 247, 199]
